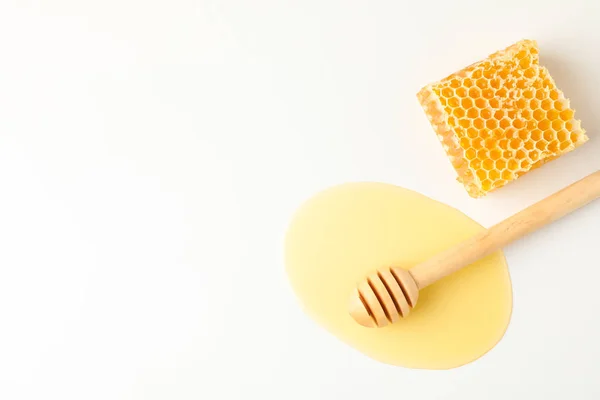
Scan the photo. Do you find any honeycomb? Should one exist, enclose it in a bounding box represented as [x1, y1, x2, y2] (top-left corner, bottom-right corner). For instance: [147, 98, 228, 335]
[417, 39, 588, 198]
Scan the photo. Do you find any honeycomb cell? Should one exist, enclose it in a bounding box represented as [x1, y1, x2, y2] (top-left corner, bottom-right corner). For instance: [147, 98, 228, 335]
[465, 148, 477, 160]
[469, 87, 482, 98]
[538, 119, 550, 130]
[460, 137, 470, 148]
[536, 140, 547, 151]
[484, 138, 497, 149]
[524, 68, 536, 78]
[456, 87, 467, 97]
[482, 88, 494, 99]
[459, 118, 471, 128]
[541, 99, 553, 110]
[453, 108, 466, 118]
[547, 109, 559, 120]
[516, 49, 528, 60]
[466, 127, 478, 138]
[551, 119, 563, 131]
[492, 128, 504, 138]
[475, 98, 487, 108]
[560, 109, 574, 120]
[518, 130, 529, 141]
[417, 39, 588, 198]
[509, 138, 522, 149]
[461, 98, 473, 109]
[543, 131, 554, 142]
[535, 90, 545, 100]
[529, 150, 540, 161]
[557, 130, 568, 142]
[441, 88, 453, 97]
[486, 119, 498, 129]
[481, 179, 493, 191]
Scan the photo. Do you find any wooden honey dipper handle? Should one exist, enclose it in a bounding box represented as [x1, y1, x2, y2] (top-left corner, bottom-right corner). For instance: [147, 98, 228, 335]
[411, 170, 600, 288]
[350, 171, 600, 328]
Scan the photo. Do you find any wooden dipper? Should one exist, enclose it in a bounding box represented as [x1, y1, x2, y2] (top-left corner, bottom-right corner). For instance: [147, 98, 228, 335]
[349, 171, 600, 328]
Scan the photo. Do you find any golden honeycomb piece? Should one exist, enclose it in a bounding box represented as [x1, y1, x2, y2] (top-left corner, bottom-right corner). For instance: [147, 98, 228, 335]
[417, 39, 588, 198]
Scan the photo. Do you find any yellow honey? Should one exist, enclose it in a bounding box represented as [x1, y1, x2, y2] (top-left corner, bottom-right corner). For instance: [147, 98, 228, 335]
[418, 40, 588, 198]
[285, 182, 512, 369]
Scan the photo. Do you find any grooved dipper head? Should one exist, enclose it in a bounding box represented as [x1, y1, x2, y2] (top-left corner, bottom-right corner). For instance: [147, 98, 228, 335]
[349, 267, 419, 328]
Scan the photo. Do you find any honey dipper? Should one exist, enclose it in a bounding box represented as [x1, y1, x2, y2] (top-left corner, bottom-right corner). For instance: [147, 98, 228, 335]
[349, 170, 600, 328]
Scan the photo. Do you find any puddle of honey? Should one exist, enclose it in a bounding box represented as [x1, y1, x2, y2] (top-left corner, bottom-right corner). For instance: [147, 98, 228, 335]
[285, 182, 512, 369]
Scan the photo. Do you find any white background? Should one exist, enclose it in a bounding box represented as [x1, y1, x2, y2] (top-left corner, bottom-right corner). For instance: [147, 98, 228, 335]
[1, 0, 600, 399]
